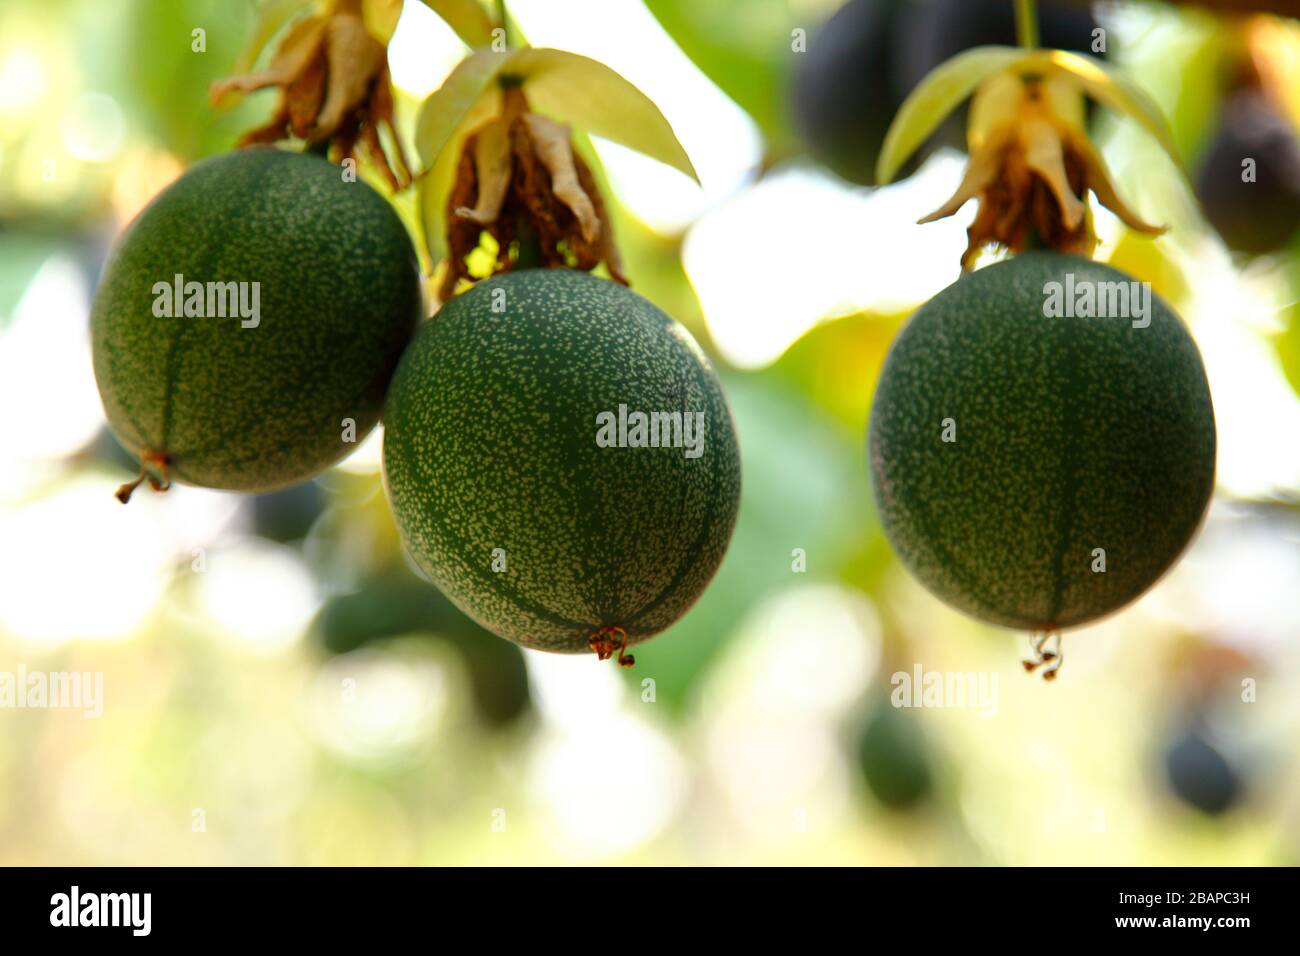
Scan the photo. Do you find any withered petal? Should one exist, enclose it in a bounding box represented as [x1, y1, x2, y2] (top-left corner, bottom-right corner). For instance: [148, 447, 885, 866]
[1069, 132, 1166, 236]
[454, 117, 513, 225]
[523, 113, 601, 245]
[1021, 117, 1087, 231]
[918, 134, 1005, 224]
[312, 13, 385, 139]
[209, 16, 327, 106]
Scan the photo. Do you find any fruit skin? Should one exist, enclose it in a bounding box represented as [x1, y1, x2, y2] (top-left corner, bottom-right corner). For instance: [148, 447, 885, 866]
[383, 269, 741, 654]
[868, 252, 1215, 631]
[92, 147, 422, 492]
[1194, 89, 1300, 256]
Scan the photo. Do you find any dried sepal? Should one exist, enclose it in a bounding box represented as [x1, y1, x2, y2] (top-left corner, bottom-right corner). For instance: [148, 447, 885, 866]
[438, 87, 627, 297]
[923, 70, 1164, 269]
[210, 0, 410, 191]
[523, 113, 601, 244]
[454, 116, 513, 225]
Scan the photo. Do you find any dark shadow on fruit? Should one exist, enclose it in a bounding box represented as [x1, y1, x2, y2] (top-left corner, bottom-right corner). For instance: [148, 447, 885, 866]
[1194, 89, 1300, 255]
[856, 699, 934, 810]
[1162, 723, 1242, 816]
[312, 564, 533, 728]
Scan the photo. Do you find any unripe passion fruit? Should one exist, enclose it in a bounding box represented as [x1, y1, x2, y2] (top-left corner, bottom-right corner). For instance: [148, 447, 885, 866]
[382, 269, 741, 659]
[868, 253, 1215, 631]
[92, 147, 422, 495]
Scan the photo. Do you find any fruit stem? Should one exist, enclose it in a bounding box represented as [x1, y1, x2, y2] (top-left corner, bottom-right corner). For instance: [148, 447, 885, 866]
[115, 451, 172, 504]
[589, 625, 635, 668]
[1014, 0, 1040, 50]
[1021, 630, 1063, 681]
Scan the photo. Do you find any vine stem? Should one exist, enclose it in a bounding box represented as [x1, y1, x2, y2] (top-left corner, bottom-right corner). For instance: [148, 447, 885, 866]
[1014, 0, 1040, 50]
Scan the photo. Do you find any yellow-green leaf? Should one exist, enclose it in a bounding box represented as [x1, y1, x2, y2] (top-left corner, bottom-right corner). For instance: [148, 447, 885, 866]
[414, 48, 513, 168]
[416, 74, 503, 262]
[231, 0, 316, 73]
[1024, 49, 1185, 174]
[507, 48, 698, 183]
[876, 45, 1025, 184]
[418, 0, 496, 48]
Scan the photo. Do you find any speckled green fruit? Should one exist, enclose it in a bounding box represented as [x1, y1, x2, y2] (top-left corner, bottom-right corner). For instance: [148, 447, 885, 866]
[868, 252, 1215, 631]
[382, 269, 741, 654]
[92, 147, 422, 492]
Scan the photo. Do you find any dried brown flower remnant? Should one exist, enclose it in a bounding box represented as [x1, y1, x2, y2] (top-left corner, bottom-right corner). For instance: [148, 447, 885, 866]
[923, 70, 1164, 269]
[441, 86, 625, 300]
[210, 0, 410, 190]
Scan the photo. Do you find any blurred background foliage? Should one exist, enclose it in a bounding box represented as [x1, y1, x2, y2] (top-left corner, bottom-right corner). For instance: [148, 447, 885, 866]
[1, 0, 1299, 865]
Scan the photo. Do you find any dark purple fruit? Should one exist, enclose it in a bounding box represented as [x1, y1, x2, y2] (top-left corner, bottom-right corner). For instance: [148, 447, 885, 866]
[1162, 723, 1242, 816]
[1194, 89, 1300, 255]
[892, 0, 1102, 156]
[791, 0, 904, 185]
[792, 0, 1102, 186]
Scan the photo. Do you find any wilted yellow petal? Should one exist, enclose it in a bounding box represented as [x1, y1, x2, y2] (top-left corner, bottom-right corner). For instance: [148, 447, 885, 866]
[313, 12, 385, 138]
[454, 117, 513, 225]
[918, 134, 1004, 223]
[210, 15, 326, 105]
[523, 113, 600, 244]
[1069, 132, 1165, 236]
[1022, 117, 1086, 230]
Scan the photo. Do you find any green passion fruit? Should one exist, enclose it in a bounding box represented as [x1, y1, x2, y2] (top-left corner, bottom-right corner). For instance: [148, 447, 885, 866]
[382, 269, 742, 661]
[92, 147, 422, 498]
[868, 252, 1215, 633]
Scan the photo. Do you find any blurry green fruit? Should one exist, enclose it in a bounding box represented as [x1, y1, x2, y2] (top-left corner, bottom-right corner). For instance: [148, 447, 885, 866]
[383, 269, 741, 658]
[856, 701, 934, 810]
[868, 253, 1215, 630]
[92, 147, 422, 495]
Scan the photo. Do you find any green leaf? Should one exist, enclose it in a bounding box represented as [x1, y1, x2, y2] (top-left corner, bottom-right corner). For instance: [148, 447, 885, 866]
[876, 45, 1024, 184]
[418, 0, 495, 48]
[508, 48, 699, 183]
[643, 0, 796, 149]
[1026, 49, 1185, 174]
[231, 0, 316, 73]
